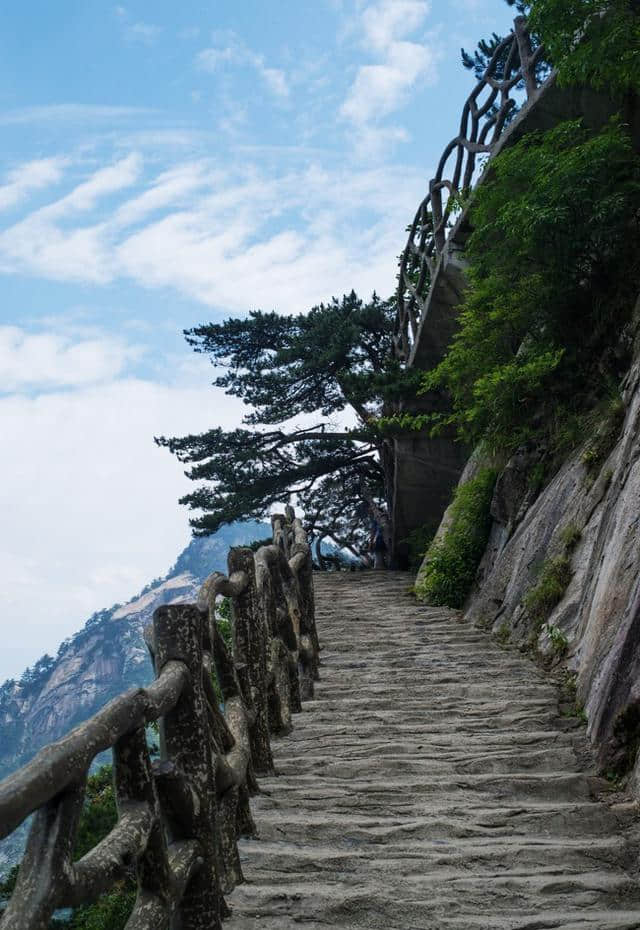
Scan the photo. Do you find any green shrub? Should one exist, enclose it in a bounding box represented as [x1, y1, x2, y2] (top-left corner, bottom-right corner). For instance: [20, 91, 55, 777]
[415, 469, 497, 608]
[422, 118, 640, 456]
[560, 523, 582, 551]
[2, 764, 134, 929]
[529, 0, 640, 96]
[546, 623, 569, 655]
[524, 555, 573, 626]
[216, 596, 233, 651]
[69, 887, 136, 930]
[73, 765, 117, 860]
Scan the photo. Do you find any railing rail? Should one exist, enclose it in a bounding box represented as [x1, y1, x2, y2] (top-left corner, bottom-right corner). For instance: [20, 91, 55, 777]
[394, 14, 548, 363]
[0, 508, 319, 930]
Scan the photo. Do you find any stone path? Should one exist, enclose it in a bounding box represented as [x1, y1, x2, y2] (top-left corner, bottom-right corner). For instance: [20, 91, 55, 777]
[227, 573, 640, 929]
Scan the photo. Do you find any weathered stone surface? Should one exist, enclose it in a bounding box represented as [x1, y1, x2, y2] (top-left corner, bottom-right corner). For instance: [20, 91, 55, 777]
[439, 298, 640, 787]
[225, 573, 640, 929]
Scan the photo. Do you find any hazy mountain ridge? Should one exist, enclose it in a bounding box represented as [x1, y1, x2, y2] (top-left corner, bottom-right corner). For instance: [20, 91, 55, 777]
[0, 521, 269, 788]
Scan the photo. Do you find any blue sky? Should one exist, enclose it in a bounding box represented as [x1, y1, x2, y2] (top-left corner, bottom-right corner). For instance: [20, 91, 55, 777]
[0, 0, 517, 681]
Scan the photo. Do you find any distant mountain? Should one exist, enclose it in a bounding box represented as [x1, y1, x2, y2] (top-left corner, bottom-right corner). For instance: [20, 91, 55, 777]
[0, 520, 269, 873]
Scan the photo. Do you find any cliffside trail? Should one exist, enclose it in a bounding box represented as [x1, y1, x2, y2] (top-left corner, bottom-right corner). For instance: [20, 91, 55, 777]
[227, 572, 640, 929]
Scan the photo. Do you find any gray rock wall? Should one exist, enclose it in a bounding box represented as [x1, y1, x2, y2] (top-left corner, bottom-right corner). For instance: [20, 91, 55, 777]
[423, 296, 640, 789]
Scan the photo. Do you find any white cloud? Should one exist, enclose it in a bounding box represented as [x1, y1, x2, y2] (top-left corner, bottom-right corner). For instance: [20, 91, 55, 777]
[125, 22, 161, 44]
[0, 105, 152, 126]
[342, 40, 437, 124]
[341, 0, 439, 132]
[0, 154, 426, 312]
[0, 155, 142, 283]
[45, 154, 143, 216]
[0, 158, 66, 212]
[0, 363, 245, 682]
[0, 326, 141, 391]
[115, 5, 161, 44]
[196, 34, 289, 99]
[361, 0, 431, 51]
[111, 161, 213, 228]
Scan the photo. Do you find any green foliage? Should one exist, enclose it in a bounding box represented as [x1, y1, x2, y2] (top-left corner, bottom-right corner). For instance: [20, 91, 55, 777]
[1, 764, 135, 929]
[528, 0, 640, 96]
[216, 597, 233, 652]
[209, 597, 233, 705]
[496, 622, 511, 646]
[524, 556, 573, 626]
[422, 118, 640, 455]
[546, 624, 569, 654]
[70, 765, 135, 928]
[558, 670, 587, 720]
[68, 888, 136, 930]
[157, 291, 410, 555]
[528, 460, 548, 493]
[560, 523, 582, 551]
[415, 469, 497, 608]
[73, 765, 118, 860]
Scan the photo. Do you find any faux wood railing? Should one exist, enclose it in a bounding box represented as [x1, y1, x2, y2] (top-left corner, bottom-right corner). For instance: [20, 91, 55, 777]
[0, 506, 319, 930]
[394, 14, 548, 363]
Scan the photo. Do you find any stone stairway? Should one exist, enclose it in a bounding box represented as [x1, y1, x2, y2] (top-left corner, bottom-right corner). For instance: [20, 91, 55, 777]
[226, 572, 640, 929]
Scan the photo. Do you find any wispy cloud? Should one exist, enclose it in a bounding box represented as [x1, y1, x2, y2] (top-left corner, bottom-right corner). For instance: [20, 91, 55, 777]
[0, 155, 142, 284]
[0, 104, 153, 126]
[115, 6, 161, 44]
[196, 32, 290, 99]
[0, 158, 67, 211]
[341, 0, 439, 141]
[0, 151, 425, 311]
[0, 325, 142, 391]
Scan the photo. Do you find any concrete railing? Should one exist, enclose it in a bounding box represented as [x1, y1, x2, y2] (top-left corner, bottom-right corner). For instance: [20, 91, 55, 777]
[394, 14, 547, 364]
[0, 506, 318, 930]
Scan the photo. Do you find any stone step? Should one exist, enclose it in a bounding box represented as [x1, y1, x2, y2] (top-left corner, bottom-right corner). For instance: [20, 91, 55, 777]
[225, 574, 640, 929]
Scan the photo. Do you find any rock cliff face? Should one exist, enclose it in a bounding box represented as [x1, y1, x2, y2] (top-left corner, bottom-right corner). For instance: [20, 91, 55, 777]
[428, 301, 640, 797]
[425, 296, 640, 791]
[0, 521, 267, 785]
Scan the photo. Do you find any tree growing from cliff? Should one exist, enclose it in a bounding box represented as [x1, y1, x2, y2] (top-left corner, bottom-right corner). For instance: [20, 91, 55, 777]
[157, 292, 413, 556]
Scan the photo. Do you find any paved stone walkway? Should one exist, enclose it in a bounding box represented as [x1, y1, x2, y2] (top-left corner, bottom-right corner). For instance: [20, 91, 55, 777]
[227, 573, 640, 929]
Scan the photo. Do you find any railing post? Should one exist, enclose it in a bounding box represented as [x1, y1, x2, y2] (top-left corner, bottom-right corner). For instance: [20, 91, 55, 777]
[514, 15, 538, 99]
[227, 548, 273, 775]
[153, 603, 221, 930]
[290, 518, 320, 692]
[0, 782, 85, 929]
[0, 513, 318, 925]
[113, 727, 173, 926]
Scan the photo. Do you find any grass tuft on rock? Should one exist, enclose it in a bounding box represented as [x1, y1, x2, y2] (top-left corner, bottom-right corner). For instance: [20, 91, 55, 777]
[524, 556, 573, 628]
[415, 468, 497, 609]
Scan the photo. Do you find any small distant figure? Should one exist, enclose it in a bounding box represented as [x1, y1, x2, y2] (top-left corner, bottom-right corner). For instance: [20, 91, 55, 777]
[370, 519, 388, 571]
